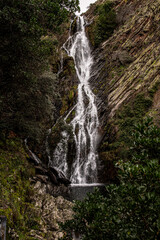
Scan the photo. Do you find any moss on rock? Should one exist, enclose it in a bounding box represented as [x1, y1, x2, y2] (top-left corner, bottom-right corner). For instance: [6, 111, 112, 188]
[0, 133, 39, 239]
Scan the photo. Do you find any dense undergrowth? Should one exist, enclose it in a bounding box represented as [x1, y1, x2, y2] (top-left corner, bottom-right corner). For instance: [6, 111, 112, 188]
[0, 0, 79, 145]
[115, 93, 153, 157]
[99, 93, 153, 182]
[0, 1, 80, 238]
[59, 117, 160, 240]
[87, 1, 117, 47]
[0, 133, 40, 239]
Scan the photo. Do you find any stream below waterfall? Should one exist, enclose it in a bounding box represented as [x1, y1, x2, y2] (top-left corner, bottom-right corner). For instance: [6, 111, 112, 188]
[49, 16, 100, 185]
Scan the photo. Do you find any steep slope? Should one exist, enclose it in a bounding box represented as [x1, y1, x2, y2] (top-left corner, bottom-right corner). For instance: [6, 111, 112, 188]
[0, 1, 79, 238]
[84, 0, 160, 181]
[88, 0, 160, 120]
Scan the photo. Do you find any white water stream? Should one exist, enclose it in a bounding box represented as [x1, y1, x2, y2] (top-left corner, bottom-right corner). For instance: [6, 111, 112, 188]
[53, 16, 99, 184]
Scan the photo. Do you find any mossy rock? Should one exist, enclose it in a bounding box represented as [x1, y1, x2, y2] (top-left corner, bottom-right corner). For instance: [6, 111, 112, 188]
[48, 119, 76, 170]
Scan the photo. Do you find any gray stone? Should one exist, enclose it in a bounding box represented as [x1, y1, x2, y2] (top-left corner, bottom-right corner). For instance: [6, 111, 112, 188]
[29, 181, 73, 240]
[112, 50, 133, 65]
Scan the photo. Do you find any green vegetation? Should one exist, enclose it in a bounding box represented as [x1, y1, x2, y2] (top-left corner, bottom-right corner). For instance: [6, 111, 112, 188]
[0, 2, 81, 234]
[0, 134, 39, 239]
[116, 93, 153, 149]
[58, 56, 77, 116]
[59, 118, 160, 240]
[87, 1, 117, 47]
[99, 93, 153, 182]
[0, 0, 79, 85]
[0, 71, 61, 146]
[0, 0, 79, 141]
[149, 80, 160, 97]
[94, 1, 117, 46]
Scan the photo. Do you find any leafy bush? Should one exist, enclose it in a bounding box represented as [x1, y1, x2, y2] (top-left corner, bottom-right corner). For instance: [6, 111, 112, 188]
[59, 118, 160, 240]
[0, 0, 79, 146]
[0, 0, 79, 85]
[95, 2, 117, 46]
[88, 1, 117, 47]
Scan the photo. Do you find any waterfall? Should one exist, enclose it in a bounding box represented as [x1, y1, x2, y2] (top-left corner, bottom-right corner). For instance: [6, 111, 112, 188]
[52, 16, 99, 184]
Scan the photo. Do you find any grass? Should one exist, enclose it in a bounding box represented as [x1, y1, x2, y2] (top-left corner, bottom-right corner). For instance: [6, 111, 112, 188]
[0, 133, 40, 239]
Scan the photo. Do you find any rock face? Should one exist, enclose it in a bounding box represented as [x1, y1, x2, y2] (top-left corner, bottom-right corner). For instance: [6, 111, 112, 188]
[87, 0, 160, 125]
[82, 0, 160, 182]
[42, 0, 160, 184]
[29, 181, 73, 240]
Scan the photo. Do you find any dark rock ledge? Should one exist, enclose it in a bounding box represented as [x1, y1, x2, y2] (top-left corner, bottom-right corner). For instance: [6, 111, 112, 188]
[25, 139, 71, 199]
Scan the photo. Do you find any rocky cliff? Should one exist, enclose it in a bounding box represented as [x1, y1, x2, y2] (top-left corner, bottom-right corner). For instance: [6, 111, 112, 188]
[84, 0, 160, 182]
[87, 0, 160, 121]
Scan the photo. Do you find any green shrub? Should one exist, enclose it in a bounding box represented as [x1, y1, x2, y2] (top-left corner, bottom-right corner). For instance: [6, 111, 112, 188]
[88, 1, 117, 47]
[95, 2, 116, 46]
[116, 93, 153, 153]
[59, 118, 160, 240]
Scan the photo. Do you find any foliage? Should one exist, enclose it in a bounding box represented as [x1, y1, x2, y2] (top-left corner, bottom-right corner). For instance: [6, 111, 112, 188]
[99, 93, 153, 182]
[0, 134, 40, 239]
[0, 0, 79, 85]
[116, 93, 153, 148]
[59, 118, 160, 240]
[88, 1, 117, 47]
[0, 0, 79, 141]
[0, 70, 60, 147]
[95, 1, 116, 46]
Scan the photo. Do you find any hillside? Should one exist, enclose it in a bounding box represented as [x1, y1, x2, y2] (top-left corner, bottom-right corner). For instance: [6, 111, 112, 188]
[58, 1, 160, 238]
[0, 0, 160, 238]
[84, 0, 160, 182]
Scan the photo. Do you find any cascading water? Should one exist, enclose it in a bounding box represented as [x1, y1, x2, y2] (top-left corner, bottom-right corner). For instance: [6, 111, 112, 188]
[52, 16, 99, 184]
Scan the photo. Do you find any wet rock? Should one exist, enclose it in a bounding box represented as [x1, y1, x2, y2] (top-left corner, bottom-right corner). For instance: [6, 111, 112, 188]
[48, 171, 59, 185]
[35, 165, 48, 175]
[28, 155, 71, 187]
[58, 177, 71, 186]
[48, 166, 71, 186]
[48, 166, 60, 178]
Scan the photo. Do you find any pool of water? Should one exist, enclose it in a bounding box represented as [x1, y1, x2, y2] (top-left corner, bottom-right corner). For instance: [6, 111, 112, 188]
[69, 183, 106, 200]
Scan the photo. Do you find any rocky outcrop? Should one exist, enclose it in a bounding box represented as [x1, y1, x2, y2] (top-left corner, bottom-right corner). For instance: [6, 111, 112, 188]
[29, 181, 73, 240]
[34, 165, 71, 186]
[87, 0, 160, 126]
[82, 0, 160, 183]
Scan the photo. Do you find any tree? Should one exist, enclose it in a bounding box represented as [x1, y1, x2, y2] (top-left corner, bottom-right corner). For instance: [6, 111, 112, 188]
[0, 0, 79, 135]
[59, 118, 160, 240]
[0, 0, 79, 85]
